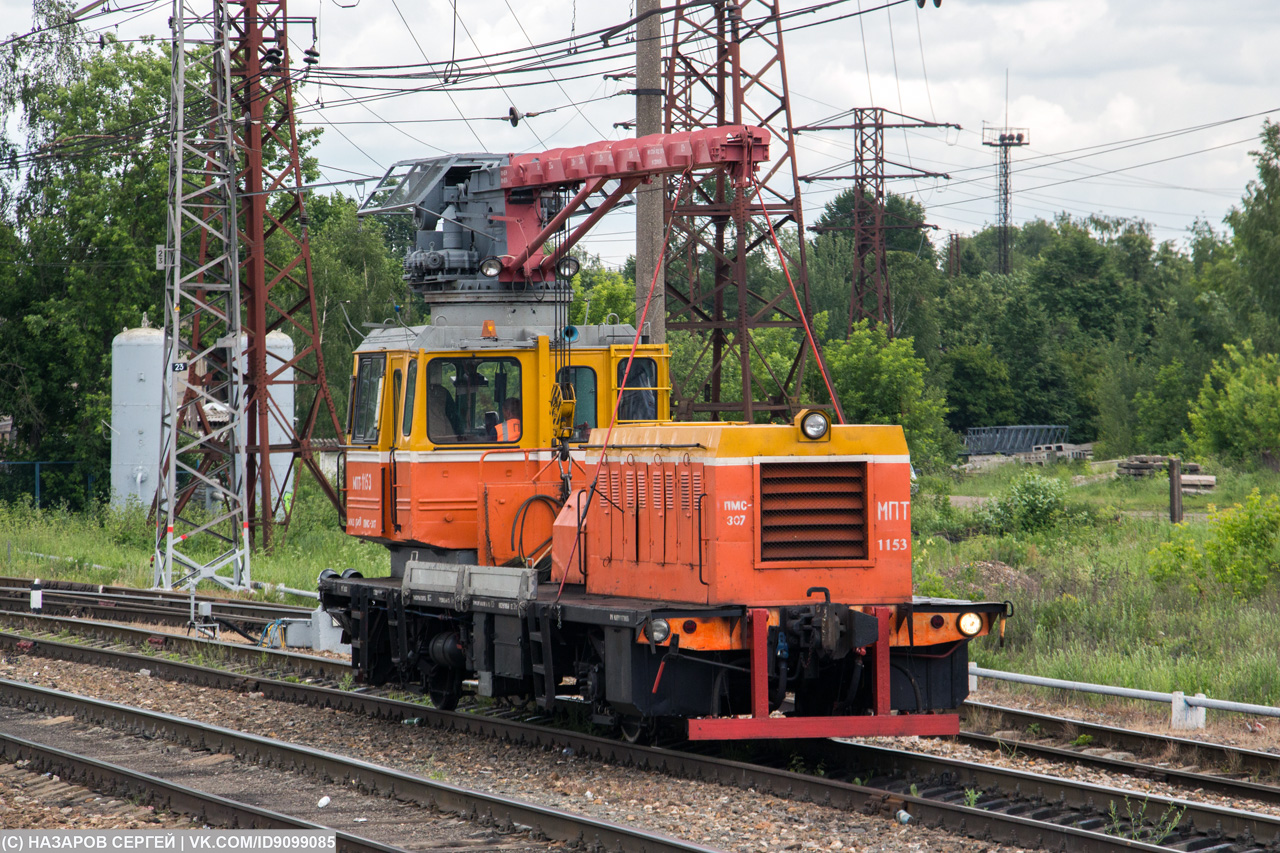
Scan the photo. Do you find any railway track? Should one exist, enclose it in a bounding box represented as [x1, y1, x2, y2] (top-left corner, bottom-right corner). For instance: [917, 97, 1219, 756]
[0, 677, 719, 853]
[962, 701, 1280, 780]
[0, 730, 411, 853]
[5, 624, 1277, 853]
[0, 609, 350, 680]
[761, 738, 1277, 852]
[0, 574, 314, 630]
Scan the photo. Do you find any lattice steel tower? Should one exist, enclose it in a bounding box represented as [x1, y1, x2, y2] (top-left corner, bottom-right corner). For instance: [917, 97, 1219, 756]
[982, 123, 1029, 275]
[156, 0, 251, 590]
[157, 0, 343, 590]
[661, 0, 817, 421]
[797, 108, 955, 337]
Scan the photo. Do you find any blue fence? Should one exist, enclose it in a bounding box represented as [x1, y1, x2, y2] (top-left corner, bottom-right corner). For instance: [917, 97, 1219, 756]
[0, 461, 96, 508]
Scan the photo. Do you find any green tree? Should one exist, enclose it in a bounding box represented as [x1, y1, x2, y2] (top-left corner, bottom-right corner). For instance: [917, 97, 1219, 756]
[1029, 219, 1138, 339]
[310, 197, 407, 430]
[1227, 120, 1280, 320]
[1133, 360, 1194, 454]
[804, 321, 953, 469]
[573, 260, 637, 326]
[941, 343, 1016, 432]
[0, 31, 171, 504]
[1188, 340, 1280, 467]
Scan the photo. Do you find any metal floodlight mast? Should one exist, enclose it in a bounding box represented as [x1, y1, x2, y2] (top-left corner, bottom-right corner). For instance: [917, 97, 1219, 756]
[661, 0, 816, 421]
[156, 0, 251, 590]
[982, 124, 1030, 275]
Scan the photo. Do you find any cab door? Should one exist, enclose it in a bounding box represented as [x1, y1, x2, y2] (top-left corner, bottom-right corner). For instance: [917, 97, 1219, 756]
[346, 352, 387, 538]
[391, 355, 420, 539]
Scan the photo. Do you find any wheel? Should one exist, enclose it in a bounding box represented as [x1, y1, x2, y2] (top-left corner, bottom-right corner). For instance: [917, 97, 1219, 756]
[618, 715, 656, 744]
[424, 665, 463, 711]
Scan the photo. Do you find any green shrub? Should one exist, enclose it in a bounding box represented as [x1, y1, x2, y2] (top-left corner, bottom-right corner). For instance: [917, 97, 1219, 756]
[984, 472, 1070, 533]
[1149, 488, 1280, 598]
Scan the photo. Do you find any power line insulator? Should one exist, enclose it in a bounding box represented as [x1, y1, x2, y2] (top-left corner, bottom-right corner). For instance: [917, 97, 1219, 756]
[304, 47, 319, 66]
[508, 106, 522, 127]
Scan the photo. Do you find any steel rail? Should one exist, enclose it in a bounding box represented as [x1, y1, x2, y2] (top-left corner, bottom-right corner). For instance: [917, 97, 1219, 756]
[964, 701, 1280, 779]
[785, 740, 1279, 851]
[957, 730, 1280, 806]
[0, 678, 721, 853]
[0, 731, 410, 853]
[0, 610, 350, 679]
[0, 575, 314, 626]
[0, 631, 1189, 853]
[0, 573, 318, 610]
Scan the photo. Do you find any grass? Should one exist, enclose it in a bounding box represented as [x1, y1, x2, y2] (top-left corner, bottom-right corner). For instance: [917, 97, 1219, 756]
[945, 457, 1280, 513]
[0, 475, 389, 602]
[916, 463, 1280, 707]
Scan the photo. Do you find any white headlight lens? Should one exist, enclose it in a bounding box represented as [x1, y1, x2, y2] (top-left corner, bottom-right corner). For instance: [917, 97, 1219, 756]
[479, 257, 503, 277]
[801, 411, 829, 440]
[958, 612, 983, 637]
[646, 619, 671, 644]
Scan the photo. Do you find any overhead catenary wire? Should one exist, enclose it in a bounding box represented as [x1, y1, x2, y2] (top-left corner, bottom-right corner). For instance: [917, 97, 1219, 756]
[386, 0, 486, 149]
[7, 0, 1268, 252]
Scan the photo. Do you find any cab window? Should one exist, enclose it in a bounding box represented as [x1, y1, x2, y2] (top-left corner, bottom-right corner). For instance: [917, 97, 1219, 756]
[557, 366, 597, 442]
[426, 357, 522, 444]
[617, 358, 658, 421]
[350, 353, 386, 444]
[402, 359, 417, 437]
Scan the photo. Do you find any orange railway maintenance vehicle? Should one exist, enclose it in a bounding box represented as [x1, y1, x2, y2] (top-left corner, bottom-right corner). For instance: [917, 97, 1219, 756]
[319, 126, 1008, 740]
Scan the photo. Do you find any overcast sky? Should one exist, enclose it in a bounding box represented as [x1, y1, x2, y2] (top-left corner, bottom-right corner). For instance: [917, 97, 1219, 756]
[9, 0, 1278, 267]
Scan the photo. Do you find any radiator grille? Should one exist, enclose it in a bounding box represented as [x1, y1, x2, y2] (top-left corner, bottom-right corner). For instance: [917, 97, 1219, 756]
[759, 462, 867, 562]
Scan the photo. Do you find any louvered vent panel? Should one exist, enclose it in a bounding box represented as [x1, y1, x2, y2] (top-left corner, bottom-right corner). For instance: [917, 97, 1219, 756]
[759, 462, 867, 561]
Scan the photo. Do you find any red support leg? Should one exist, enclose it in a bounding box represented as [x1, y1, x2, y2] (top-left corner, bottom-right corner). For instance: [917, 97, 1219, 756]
[873, 606, 891, 716]
[749, 607, 769, 718]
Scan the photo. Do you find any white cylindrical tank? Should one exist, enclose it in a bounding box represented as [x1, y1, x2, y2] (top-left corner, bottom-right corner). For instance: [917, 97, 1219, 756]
[109, 326, 297, 516]
[110, 325, 165, 508]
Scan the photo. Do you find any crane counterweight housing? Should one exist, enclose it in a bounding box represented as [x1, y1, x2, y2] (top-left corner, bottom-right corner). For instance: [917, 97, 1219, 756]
[324, 127, 1005, 740]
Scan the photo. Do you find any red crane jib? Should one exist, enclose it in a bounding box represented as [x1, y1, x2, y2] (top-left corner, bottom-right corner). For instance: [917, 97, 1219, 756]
[494, 126, 770, 279]
[501, 126, 770, 189]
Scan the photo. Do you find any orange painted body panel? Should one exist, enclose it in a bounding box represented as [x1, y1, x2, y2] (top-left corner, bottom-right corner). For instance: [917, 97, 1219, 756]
[349, 449, 583, 561]
[344, 459, 386, 538]
[556, 454, 913, 607]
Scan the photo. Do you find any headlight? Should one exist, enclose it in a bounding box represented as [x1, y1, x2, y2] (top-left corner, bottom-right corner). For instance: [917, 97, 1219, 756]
[479, 257, 503, 277]
[957, 612, 983, 637]
[800, 410, 829, 440]
[645, 618, 671, 644]
[555, 256, 581, 279]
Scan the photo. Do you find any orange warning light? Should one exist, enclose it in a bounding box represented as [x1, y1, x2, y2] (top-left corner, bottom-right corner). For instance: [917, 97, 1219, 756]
[481, 320, 498, 339]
